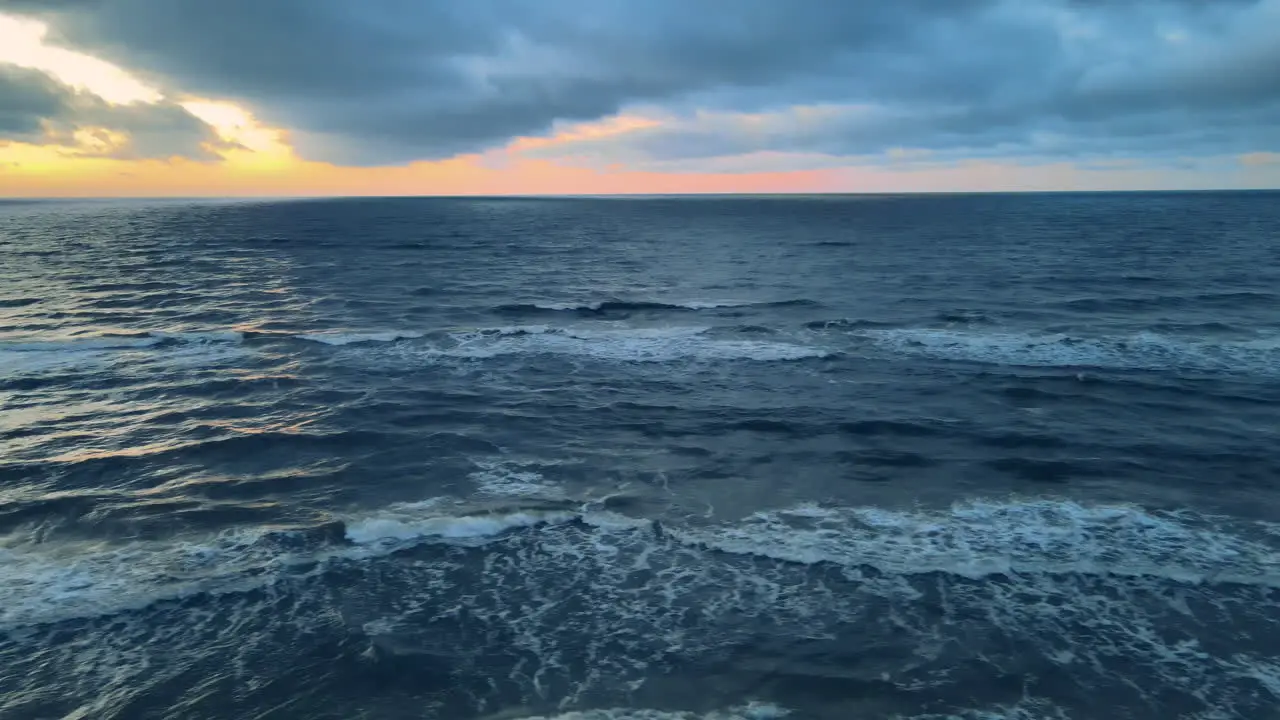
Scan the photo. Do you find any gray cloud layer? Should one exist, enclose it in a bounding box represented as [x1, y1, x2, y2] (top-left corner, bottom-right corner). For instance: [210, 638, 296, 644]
[8, 0, 1279, 167]
[0, 63, 223, 160]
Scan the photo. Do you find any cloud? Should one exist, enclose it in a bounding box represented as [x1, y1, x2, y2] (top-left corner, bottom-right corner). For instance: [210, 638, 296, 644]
[11, 0, 1280, 168]
[0, 64, 66, 138]
[0, 62, 223, 159]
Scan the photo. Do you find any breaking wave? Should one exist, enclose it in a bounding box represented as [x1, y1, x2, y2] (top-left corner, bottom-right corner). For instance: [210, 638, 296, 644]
[491, 299, 819, 316]
[5, 495, 1276, 630]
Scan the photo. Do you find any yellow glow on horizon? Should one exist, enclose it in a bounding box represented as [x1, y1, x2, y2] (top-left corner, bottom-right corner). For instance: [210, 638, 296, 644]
[0, 13, 162, 105]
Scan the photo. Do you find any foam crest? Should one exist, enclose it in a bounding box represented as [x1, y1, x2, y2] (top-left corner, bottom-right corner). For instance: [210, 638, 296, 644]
[493, 299, 816, 315]
[511, 702, 790, 720]
[674, 499, 1280, 586]
[343, 501, 578, 546]
[6, 495, 1275, 635]
[439, 325, 829, 363]
[0, 527, 287, 628]
[471, 461, 565, 498]
[864, 328, 1280, 374]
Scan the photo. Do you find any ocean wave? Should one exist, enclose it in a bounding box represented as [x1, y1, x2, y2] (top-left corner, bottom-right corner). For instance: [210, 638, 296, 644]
[0, 497, 611, 628]
[491, 299, 818, 315]
[507, 699, 1070, 720]
[304, 325, 827, 363]
[0, 297, 41, 308]
[0, 331, 245, 354]
[343, 501, 581, 546]
[435, 325, 830, 363]
[0, 331, 248, 376]
[5, 495, 1276, 629]
[0, 335, 164, 353]
[803, 318, 893, 331]
[670, 499, 1280, 586]
[0, 324, 830, 375]
[861, 328, 1280, 374]
[470, 460, 566, 499]
[1053, 290, 1278, 313]
[510, 702, 791, 720]
[295, 330, 425, 346]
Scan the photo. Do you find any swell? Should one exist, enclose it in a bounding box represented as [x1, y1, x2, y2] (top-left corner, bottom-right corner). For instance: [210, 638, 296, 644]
[490, 299, 820, 316]
[0, 297, 41, 308]
[1052, 290, 1278, 313]
[859, 328, 1280, 375]
[4, 495, 1277, 629]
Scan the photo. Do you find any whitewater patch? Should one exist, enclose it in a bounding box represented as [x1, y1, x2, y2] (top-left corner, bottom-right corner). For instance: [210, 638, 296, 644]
[0, 325, 829, 373]
[5, 494, 1278, 631]
[342, 501, 580, 547]
[310, 324, 830, 364]
[860, 328, 1280, 374]
[0, 497, 603, 628]
[492, 299, 818, 315]
[431, 325, 830, 363]
[344, 497, 1280, 718]
[671, 499, 1280, 587]
[470, 460, 566, 499]
[5, 496, 1280, 717]
[0, 525, 302, 628]
[506, 699, 1072, 720]
[509, 702, 791, 720]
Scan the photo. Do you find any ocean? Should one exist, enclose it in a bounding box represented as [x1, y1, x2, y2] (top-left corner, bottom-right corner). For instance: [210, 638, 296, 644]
[1, 192, 1278, 720]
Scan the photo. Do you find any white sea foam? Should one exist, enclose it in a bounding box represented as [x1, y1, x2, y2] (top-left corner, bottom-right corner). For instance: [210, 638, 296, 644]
[4, 495, 1277, 637]
[343, 502, 579, 546]
[0, 527, 289, 628]
[518, 300, 762, 312]
[511, 702, 790, 720]
[863, 328, 1280, 374]
[673, 499, 1280, 586]
[438, 325, 829, 363]
[471, 460, 564, 498]
[0, 323, 826, 367]
[5, 496, 1280, 717]
[906, 697, 1070, 720]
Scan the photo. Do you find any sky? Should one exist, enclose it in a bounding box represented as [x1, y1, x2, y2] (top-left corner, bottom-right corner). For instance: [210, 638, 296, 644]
[0, 0, 1278, 197]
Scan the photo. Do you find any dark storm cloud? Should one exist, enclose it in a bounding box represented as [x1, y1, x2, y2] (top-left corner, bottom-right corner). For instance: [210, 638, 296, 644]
[11, 0, 1280, 166]
[0, 63, 222, 160]
[0, 64, 67, 138]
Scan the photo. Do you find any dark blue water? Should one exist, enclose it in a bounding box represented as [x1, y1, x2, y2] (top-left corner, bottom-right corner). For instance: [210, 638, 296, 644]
[2, 193, 1279, 720]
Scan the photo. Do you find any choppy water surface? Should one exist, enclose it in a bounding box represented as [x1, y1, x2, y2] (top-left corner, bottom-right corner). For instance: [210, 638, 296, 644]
[2, 193, 1279, 719]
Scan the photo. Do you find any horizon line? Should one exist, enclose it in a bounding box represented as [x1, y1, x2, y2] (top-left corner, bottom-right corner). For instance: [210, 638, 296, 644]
[3, 187, 1278, 202]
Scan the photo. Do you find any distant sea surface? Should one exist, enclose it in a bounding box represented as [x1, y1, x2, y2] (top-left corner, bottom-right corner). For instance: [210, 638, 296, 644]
[2, 192, 1279, 720]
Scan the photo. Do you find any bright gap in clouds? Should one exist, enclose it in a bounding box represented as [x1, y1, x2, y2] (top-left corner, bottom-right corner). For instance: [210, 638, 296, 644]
[0, 13, 161, 105]
[0, 13, 290, 165]
[179, 100, 293, 162]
